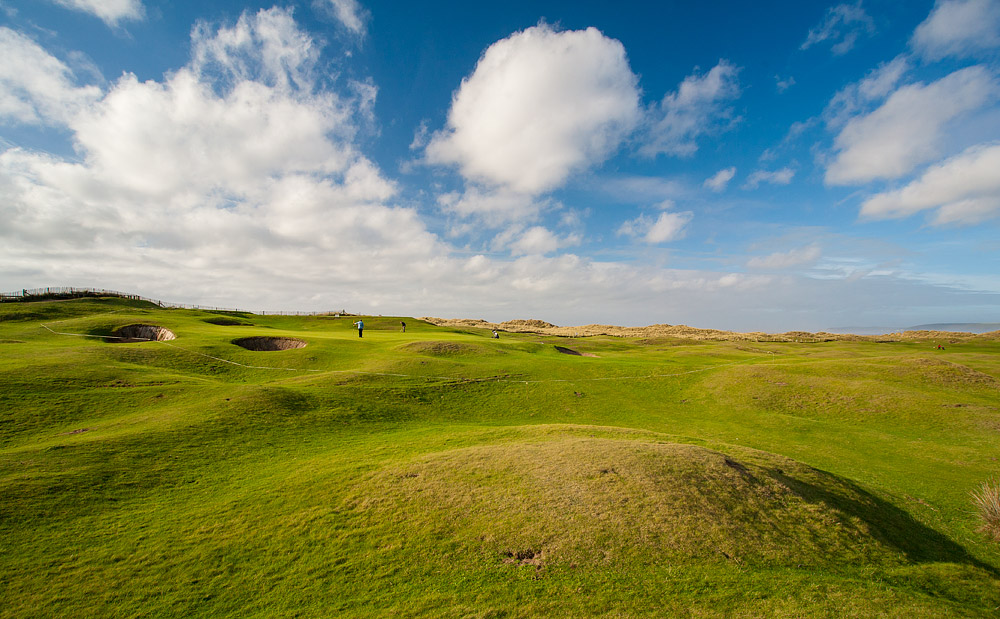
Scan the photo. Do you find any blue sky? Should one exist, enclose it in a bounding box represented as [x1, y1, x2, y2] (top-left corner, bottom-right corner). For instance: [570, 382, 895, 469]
[2, 0, 999, 331]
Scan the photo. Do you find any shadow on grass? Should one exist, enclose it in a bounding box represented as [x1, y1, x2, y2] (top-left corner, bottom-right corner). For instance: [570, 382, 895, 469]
[770, 467, 998, 576]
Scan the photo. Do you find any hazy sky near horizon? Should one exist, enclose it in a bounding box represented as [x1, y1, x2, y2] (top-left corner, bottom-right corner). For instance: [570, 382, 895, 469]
[2, 0, 999, 331]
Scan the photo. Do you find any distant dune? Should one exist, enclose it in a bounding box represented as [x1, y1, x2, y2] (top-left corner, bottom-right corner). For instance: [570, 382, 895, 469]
[421, 318, 1000, 341]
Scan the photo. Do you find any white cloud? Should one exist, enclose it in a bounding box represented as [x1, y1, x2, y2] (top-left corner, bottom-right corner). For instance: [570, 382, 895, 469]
[800, 2, 875, 55]
[0, 28, 101, 125]
[409, 119, 430, 150]
[744, 167, 794, 189]
[0, 9, 450, 312]
[50, 0, 143, 26]
[436, 187, 548, 225]
[3, 10, 998, 333]
[618, 210, 693, 244]
[323, 0, 367, 36]
[911, 0, 1000, 60]
[704, 167, 736, 192]
[505, 225, 580, 256]
[824, 56, 909, 129]
[859, 142, 1000, 224]
[191, 8, 320, 94]
[776, 75, 795, 93]
[825, 65, 998, 185]
[599, 175, 685, 202]
[747, 244, 821, 269]
[426, 23, 640, 196]
[642, 60, 741, 157]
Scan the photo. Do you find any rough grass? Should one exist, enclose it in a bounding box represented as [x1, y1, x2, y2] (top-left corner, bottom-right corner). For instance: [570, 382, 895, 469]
[973, 480, 1000, 541]
[1, 297, 999, 617]
[398, 340, 500, 356]
[354, 431, 930, 569]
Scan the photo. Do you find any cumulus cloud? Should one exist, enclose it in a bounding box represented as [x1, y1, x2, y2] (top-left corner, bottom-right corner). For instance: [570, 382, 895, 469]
[743, 167, 794, 189]
[859, 142, 1000, 224]
[747, 244, 821, 269]
[4, 7, 997, 332]
[426, 23, 640, 196]
[825, 65, 998, 185]
[642, 60, 741, 157]
[0, 28, 101, 125]
[911, 0, 1000, 60]
[704, 167, 736, 192]
[618, 210, 693, 244]
[190, 8, 320, 93]
[50, 0, 143, 26]
[0, 8, 447, 311]
[800, 2, 875, 55]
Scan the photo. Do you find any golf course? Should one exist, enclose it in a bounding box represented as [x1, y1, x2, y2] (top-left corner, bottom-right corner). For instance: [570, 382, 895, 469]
[2, 295, 999, 617]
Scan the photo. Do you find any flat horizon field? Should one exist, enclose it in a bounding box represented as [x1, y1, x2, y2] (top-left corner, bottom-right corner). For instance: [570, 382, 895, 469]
[2, 297, 999, 617]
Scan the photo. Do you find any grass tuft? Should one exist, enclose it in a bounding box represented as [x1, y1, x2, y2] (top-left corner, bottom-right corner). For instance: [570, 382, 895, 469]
[972, 479, 1000, 541]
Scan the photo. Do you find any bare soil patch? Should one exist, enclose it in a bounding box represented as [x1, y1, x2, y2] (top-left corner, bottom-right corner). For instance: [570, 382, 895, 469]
[232, 336, 307, 351]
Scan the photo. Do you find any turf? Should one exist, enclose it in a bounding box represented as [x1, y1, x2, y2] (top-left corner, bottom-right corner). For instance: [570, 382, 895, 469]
[1, 297, 999, 617]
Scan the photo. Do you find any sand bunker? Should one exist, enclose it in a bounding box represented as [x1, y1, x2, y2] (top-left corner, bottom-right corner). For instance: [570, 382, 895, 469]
[233, 336, 307, 351]
[203, 317, 253, 326]
[554, 345, 598, 357]
[110, 324, 176, 342]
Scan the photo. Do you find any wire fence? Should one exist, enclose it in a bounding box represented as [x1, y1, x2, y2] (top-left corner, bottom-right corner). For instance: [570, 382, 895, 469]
[0, 287, 352, 316]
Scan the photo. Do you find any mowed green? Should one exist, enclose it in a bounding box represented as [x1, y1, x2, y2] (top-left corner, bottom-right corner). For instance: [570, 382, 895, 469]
[1, 297, 999, 617]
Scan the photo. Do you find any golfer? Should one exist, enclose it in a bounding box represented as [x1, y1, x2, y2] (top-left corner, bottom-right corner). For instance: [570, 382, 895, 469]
[354, 319, 364, 338]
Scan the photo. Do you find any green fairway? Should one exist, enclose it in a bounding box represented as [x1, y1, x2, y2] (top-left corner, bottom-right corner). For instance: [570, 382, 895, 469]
[2, 297, 999, 617]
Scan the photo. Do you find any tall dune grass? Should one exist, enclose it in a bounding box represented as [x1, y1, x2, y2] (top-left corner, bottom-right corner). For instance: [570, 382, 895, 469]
[972, 480, 1000, 541]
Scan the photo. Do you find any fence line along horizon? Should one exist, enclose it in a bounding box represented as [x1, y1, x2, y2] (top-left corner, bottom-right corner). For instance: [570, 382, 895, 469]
[0, 286, 356, 317]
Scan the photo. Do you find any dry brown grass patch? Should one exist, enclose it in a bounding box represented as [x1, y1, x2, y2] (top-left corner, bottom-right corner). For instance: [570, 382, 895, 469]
[348, 432, 908, 569]
[399, 341, 496, 356]
[972, 480, 1000, 541]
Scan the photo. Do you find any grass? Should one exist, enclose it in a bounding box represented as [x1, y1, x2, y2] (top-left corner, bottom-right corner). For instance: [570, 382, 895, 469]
[973, 481, 1000, 541]
[1, 296, 999, 617]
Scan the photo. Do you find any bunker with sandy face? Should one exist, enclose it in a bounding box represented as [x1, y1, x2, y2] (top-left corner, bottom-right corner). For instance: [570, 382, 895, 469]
[233, 336, 307, 351]
[110, 324, 176, 342]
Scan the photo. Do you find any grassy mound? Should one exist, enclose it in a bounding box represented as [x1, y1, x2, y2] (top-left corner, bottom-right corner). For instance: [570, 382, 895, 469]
[351, 428, 963, 570]
[3, 298, 1000, 617]
[400, 340, 500, 356]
